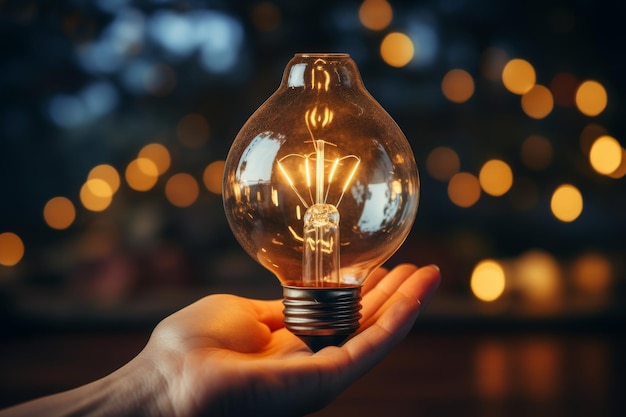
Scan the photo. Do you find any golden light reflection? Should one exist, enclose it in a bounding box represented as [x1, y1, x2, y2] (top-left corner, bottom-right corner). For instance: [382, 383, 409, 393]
[125, 157, 159, 191]
[502, 58, 536, 95]
[203, 160, 225, 195]
[165, 173, 199, 207]
[359, 0, 393, 31]
[448, 172, 481, 208]
[43, 196, 76, 230]
[519, 340, 560, 399]
[520, 135, 553, 171]
[515, 250, 561, 305]
[177, 113, 210, 148]
[88, 164, 120, 194]
[471, 259, 506, 302]
[479, 159, 513, 197]
[521, 84, 554, 119]
[139, 143, 171, 175]
[474, 342, 509, 399]
[441, 69, 475, 103]
[426, 146, 460, 181]
[608, 147, 626, 179]
[589, 135, 622, 175]
[250, 1, 282, 32]
[80, 179, 113, 211]
[575, 80, 607, 116]
[550, 184, 583, 222]
[380, 32, 414, 68]
[0, 232, 24, 266]
[571, 252, 612, 297]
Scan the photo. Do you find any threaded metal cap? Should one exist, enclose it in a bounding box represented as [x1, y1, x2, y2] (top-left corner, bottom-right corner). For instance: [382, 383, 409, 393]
[282, 286, 362, 352]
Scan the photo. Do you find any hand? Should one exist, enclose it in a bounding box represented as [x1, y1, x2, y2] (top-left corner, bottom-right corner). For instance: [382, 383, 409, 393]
[1, 263, 440, 417]
[142, 263, 440, 417]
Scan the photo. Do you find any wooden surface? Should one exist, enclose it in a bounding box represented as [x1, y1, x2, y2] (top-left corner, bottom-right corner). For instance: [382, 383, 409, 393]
[0, 326, 623, 416]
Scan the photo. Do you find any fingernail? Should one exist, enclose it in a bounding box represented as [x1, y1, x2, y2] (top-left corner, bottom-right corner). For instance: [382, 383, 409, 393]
[427, 264, 440, 272]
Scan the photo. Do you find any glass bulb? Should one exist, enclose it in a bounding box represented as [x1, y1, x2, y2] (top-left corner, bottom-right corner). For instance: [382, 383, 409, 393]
[223, 53, 419, 351]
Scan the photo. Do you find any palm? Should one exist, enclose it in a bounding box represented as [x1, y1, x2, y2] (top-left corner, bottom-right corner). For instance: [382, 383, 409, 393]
[144, 264, 440, 417]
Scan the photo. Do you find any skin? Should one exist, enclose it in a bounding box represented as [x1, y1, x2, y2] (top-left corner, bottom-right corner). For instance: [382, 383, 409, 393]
[1, 263, 440, 417]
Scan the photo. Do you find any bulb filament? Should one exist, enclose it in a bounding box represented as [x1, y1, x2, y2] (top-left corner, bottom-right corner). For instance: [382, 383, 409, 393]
[276, 106, 361, 285]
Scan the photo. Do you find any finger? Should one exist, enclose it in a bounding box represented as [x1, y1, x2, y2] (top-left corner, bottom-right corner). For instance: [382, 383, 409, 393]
[361, 264, 440, 329]
[335, 265, 440, 375]
[359, 264, 418, 323]
[249, 298, 286, 331]
[360, 267, 388, 295]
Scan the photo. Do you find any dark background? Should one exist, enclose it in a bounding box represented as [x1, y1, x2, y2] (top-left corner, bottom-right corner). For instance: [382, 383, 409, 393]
[0, 0, 624, 415]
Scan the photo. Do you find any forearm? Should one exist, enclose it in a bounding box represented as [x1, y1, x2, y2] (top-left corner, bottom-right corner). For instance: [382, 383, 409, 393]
[0, 355, 175, 417]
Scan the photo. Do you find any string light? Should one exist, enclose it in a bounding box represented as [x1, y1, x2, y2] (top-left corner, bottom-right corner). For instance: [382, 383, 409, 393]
[441, 69, 475, 103]
[502, 58, 536, 95]
[448, 172, 481, 208]
[479, 159, 513, 197]
[138, 143, 171, 175]
[165, 173, 199, 207]
[0, 232, 24, 267]
[575, 80, 607, 116]
[550, 184, 583, 222]
[380, 32, 414, 67]
[471, 259, 506, 302]
[44, 196, 76, 230]
[359, 0, 393, 31]
[203, 160, 226, 194]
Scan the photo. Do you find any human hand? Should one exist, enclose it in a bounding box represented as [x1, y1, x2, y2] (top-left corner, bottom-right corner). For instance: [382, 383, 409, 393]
[138, 263, 440, 417]
[0, 263, 440, 417]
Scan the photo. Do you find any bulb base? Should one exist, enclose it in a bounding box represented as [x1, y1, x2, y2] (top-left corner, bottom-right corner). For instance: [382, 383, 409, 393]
[282, 285, 362, 352]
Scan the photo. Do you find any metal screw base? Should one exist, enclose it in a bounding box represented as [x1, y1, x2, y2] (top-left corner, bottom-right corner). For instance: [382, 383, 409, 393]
[282, 285, 362, 352]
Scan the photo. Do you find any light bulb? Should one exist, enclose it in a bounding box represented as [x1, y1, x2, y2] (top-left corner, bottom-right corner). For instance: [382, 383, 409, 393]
[223, 53, 419, 351]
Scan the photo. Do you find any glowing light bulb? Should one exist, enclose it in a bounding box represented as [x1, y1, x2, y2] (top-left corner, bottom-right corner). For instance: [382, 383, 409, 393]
[223, 53, 419, 351]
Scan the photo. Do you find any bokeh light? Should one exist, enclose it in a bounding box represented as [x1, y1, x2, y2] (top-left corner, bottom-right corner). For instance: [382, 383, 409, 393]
[359, 0, 393, 31]
[471, 259, 506, 302]
[608, 147, 626, 179]
[502, 58, 536, 94]
[575, 80, 607, 116]
[80, 179, 113, 212]
[380, 32, 414, 68]
[521, 84, 554, 119]
[441, 69, 475, 103]
[479, 159, 513, 197]
[177, 113, 210, 148]
[203, 160, 225, 194]
[0, 232, 25, 267]
[550, 184, 583, 222]
[521, 135, 553, 171]
[515, 250, 561, 304]
[571, 252, 613, 297]
[426, 146, 460, 181]
[139, 143, 171, 176]
[250, 1, 282, 32]
[589, 135, 622, 175]
[448, 172, 481, 208]
[43, 196, 76, 230]
[165, 173, 199, 207]
[125, 157, 159, 191]
[579, 123, 608, 154]
[88, 164, 120, 194]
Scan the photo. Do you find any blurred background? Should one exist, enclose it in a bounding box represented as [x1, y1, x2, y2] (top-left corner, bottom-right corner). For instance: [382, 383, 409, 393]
[0, 0, 624, 415]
